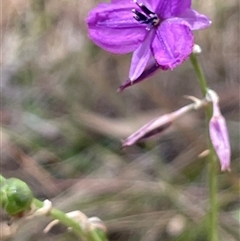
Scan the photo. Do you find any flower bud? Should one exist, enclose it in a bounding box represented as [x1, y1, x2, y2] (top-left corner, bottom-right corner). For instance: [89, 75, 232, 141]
[207, 89, 231, 171]
[122, 114, 172, 147]
[122, 99, 205, 147]
[1, 178, 33, 216]
[192, 44, 202, 54]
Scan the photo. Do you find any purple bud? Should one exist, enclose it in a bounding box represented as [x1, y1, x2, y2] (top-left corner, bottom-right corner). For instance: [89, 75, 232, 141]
[122, 103, 196, 147]
[122, 115, 171, 147]
[208, 90, 231, 171]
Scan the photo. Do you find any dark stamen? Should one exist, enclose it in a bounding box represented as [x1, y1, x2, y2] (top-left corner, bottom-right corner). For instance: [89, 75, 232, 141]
[133, 1, 160, 30]
[132, 9, 148, 22]
[138, 3, 155, 16]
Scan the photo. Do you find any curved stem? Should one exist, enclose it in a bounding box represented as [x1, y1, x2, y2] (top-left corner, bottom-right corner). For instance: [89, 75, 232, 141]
[33, 198, 106, 241]
[0, 174, 107, 241]
[190, 53, 218, 241]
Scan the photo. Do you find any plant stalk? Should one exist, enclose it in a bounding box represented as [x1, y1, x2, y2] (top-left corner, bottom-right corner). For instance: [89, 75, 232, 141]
[32, 198, 105, 241]
[190, 53, 218, 241]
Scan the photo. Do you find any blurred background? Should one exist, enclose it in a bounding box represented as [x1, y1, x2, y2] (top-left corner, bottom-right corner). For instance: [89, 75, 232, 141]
[1, 0, 239, 240]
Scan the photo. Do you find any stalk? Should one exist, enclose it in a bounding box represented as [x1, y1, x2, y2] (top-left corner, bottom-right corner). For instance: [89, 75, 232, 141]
[190, 53, 218, 241]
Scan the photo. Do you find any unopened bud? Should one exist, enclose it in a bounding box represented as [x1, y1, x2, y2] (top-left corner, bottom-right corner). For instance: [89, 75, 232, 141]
[0, 177, 33, 216]
[207, 89, 231, 171]
[192, 44, 202, 54]
[122, 114, 172, 147]
[122, 97, 207, 147]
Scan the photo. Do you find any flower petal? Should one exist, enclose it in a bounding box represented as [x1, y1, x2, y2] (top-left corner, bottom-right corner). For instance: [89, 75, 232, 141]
[152, 18, 193, 69]
[118, 57, 160, 92]
[129, 31, 154, 81]
[87, 3, 146, 54]
[179, 9, 211, 30]
[155, 0, 191, 18]
[111, 0, 134, 3]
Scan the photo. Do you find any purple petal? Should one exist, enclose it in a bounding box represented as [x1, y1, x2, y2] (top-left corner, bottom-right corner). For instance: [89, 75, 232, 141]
[122, 114, 172, 147]
[111, 0, 135, 3]
[87, 3, 146, 54]
[129, 31, 154, 81]
[118, 58, 160, 92]
[178, 9, 211, 30]
[152, 18, 193, 69]
[155, 0, 191, 18]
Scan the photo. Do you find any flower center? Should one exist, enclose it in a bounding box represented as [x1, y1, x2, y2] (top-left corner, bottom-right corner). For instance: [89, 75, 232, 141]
[132, 1, 160, 30]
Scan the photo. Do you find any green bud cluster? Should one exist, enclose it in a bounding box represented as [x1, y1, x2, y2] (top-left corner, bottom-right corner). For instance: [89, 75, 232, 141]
[0, 176, 33, 216]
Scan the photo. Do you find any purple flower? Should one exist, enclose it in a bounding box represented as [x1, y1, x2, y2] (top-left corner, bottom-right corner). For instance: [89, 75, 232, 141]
[87, 0, 211, 86]
[208, 90, 231, 172]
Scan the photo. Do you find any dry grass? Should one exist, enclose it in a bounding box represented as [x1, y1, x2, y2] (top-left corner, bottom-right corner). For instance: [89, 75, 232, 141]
[1, 0, 239, 241]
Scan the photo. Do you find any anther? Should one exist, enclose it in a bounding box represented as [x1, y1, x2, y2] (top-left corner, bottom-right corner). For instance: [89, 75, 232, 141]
[132, 1, 160, 30]
[132, 9, 148, 22]
[134, 0, 155, 16]
[138, 3, 155, 16]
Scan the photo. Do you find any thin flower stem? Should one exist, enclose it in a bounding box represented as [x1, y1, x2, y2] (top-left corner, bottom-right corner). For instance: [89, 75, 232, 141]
[33, 199, 106, 241]
[190, 53, 218, 241]
[189, 54, 208, 96]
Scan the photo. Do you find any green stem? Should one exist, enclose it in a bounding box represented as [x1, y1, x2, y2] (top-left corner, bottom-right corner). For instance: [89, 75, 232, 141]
[208, 158, 218, 241]
[190, 54, 208, 96]
[190, 53, 218, 241]
[0, 174, 106, 241]
[33, 198, 105, 241]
